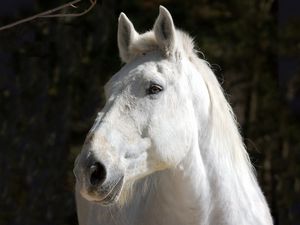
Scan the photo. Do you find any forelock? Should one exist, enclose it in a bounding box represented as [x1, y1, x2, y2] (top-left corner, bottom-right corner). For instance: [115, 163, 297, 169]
[129, 29, 198, 59]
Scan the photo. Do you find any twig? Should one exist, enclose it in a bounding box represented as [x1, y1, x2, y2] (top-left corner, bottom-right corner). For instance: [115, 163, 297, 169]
[0, 0, 97, 32]
[40, 0, 97, 18]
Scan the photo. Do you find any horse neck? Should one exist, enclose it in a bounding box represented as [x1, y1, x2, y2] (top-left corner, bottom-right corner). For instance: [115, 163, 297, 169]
[192, 60, 273, 225]
[133, 142, 210, 225]
[143, 136, 271, 225]
[199, 119, 271, 225]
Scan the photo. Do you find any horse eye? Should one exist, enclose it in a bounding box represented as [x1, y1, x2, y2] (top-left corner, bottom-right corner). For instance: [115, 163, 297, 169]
[147, 84, 163, 95]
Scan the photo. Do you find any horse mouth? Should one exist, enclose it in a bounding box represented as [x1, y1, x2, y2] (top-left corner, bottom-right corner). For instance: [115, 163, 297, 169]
[94, 176, 124, 205]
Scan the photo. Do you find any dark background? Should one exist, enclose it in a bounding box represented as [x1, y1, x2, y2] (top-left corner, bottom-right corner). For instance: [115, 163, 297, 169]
[0, 0, 299, 224]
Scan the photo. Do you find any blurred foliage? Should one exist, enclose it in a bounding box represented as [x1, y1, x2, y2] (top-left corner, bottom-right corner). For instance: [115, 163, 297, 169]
[0, 0, 299, 225]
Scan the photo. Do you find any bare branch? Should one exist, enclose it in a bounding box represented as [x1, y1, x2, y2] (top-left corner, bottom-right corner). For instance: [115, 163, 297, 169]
[0, 0, 97, 32]
[40, 0, 97, 18]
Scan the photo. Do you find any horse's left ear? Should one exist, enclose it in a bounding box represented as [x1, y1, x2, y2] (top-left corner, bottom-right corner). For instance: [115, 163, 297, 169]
[153, 6, 176, 57]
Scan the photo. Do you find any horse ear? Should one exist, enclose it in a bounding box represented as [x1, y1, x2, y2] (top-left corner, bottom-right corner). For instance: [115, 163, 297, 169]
[153, 6, 176, 56]
[118, 13, 138, 63]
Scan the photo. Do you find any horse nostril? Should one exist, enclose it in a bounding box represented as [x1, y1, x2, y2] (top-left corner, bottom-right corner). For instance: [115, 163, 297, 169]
[89, 162, 106, 186]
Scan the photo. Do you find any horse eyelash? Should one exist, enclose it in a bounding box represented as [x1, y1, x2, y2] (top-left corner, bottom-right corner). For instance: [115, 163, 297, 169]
[147, 83, 164, 95]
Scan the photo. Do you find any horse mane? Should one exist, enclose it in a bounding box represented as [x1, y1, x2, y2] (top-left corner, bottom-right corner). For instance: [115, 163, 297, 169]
[129, 29, 197, 60]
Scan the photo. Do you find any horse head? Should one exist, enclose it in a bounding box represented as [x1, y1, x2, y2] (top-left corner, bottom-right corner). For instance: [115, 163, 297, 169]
[73, 6, 210, 206]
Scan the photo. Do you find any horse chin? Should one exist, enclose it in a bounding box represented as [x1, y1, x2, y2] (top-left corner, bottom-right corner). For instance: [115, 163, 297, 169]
[80, 177, 124, 206]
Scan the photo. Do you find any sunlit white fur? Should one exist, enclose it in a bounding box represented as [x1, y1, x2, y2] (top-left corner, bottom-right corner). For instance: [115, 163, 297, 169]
[75, 6, 273, 225]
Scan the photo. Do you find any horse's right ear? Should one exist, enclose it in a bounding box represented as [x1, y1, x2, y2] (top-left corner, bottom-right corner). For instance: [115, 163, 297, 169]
[118, 13, 138, 63]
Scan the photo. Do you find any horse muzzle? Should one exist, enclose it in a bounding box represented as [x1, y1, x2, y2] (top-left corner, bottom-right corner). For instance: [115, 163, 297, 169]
[74, 154, 125, 205]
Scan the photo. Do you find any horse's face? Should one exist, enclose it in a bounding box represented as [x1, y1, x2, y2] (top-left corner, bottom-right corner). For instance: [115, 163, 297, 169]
[74, 6, 210, 205]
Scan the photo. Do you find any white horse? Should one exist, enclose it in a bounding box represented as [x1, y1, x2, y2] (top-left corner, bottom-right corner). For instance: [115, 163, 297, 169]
[73, 6, 273, 225]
